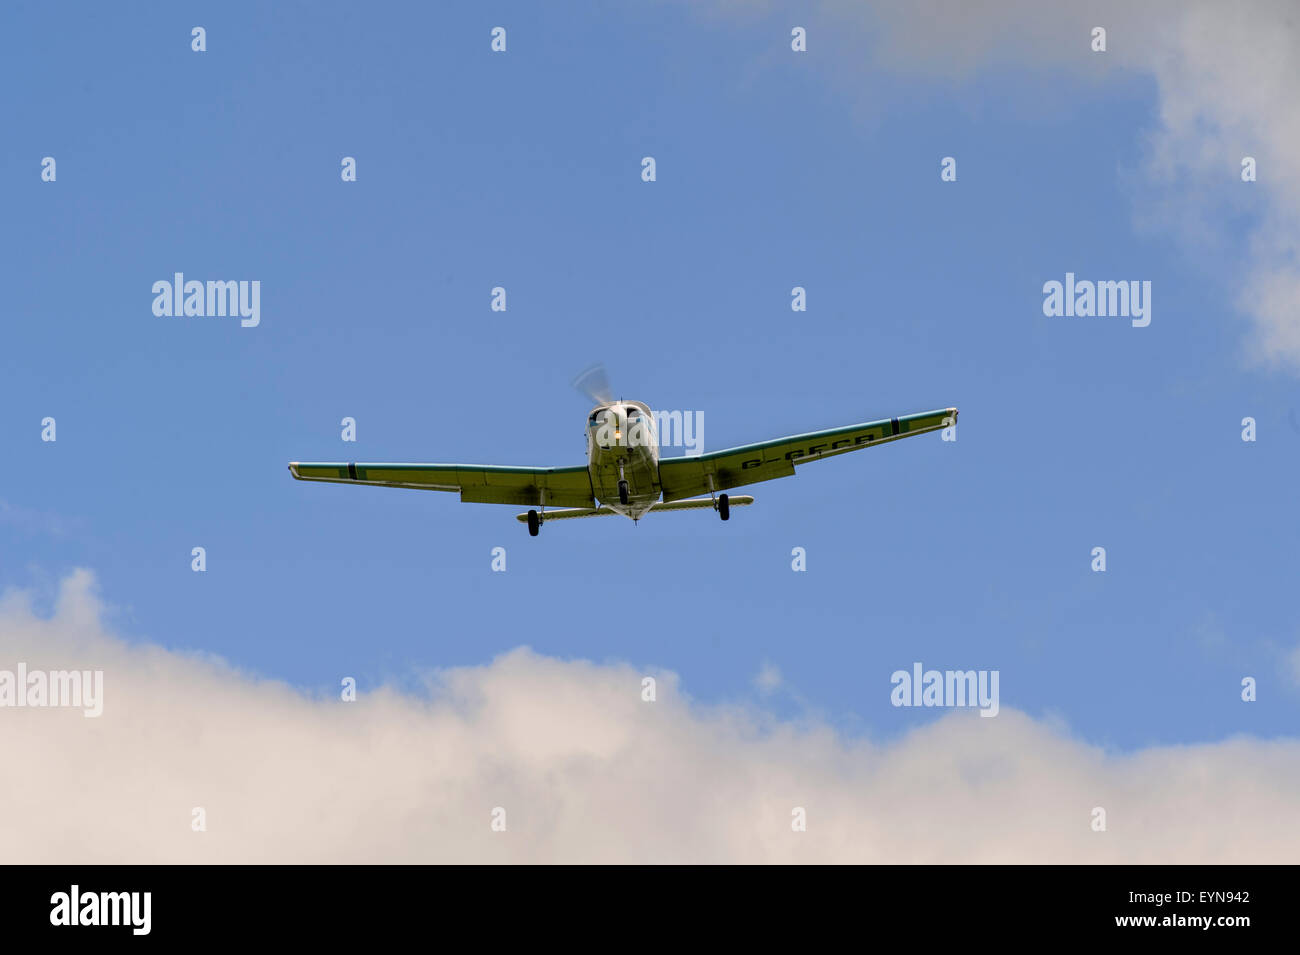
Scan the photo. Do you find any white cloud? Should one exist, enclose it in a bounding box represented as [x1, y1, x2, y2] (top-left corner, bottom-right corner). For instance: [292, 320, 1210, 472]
[754, 661, 783, 693]
[689, 0, 1300, 370]
[1286, 643, 1300, 688]
[2, 570, 1299, 863]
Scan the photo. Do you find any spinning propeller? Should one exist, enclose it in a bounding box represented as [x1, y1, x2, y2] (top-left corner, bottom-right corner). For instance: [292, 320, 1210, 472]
[571, 363, 614, 406]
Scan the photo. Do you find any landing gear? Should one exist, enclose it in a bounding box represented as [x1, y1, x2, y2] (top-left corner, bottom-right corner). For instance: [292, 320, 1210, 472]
[705, 474, 730, 522]
[527, 509, 540, 537]
[617, 460, 630, 506]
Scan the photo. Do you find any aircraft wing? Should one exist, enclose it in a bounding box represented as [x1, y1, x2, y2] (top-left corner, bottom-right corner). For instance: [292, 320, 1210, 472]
[656, 407, 956, 503]
[288, 461, 596, 508]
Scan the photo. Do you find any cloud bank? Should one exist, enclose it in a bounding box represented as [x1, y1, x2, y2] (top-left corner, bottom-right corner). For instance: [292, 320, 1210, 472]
[1, 570, 1298, 863]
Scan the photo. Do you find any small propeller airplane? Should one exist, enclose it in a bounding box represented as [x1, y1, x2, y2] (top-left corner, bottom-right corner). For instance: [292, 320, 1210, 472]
[288, 366, 957, 536]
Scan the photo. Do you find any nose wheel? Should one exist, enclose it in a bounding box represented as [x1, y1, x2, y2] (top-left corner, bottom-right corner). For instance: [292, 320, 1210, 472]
[616, 459, 630, 506]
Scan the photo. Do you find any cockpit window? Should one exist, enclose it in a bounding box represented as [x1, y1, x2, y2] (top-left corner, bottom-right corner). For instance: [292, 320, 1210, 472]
[626, 407, 642, 419]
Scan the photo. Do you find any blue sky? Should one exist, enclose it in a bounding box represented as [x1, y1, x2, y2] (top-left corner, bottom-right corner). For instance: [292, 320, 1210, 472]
[2, 0, 1296, 754]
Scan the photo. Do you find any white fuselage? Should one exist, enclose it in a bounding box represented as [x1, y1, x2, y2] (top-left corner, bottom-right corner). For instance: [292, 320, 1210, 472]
[586, 401, 661, 519]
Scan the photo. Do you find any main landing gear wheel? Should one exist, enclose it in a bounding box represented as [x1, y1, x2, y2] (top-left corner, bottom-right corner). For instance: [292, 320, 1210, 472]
[618, 480, 630, 506]
[527, 509, 540, 537]
[718, 493, 730, 521]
